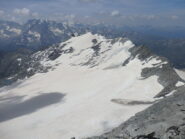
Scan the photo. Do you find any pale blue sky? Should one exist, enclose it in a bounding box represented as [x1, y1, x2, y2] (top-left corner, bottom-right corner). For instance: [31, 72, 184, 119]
[0, 0, 185, 26]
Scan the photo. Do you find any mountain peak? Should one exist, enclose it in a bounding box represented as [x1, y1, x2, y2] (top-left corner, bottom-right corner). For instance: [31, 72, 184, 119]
[0, 33, 183, 139]
[35, 32, 134, 69]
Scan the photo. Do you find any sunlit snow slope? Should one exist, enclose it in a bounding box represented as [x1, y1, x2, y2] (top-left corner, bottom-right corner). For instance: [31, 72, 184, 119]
[0, 33, 174, 139]
[175, 69, 185, 80]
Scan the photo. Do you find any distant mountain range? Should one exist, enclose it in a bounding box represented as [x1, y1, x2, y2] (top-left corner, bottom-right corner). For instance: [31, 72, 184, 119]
[0, 19, 185, 68]
[0, 19, 87, 51]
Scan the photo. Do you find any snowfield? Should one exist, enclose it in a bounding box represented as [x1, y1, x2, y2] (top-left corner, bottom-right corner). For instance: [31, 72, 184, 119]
[0, 33, 164, 139]
[175, 69, 185, 80]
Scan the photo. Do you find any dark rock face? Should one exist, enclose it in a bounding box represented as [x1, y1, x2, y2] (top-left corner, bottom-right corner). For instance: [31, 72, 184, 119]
[92, 43, 101, 56]
[48, 46, 74, 60]
[0, 49, 33, 86]
[135, 132, 159, 139]
[141, 64, 181, 98]
[48, 49, 61, 60]
[92, 39, 98, 44]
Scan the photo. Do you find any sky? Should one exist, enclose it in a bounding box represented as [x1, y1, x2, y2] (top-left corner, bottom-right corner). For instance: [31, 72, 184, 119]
[0, 0, 185, 27]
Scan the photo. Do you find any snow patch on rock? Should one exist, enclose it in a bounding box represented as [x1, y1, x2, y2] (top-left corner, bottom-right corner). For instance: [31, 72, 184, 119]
[176, 81, 184, 87]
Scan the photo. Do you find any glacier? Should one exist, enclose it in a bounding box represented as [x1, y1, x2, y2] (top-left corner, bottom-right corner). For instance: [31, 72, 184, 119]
[0, 33, 177, 139]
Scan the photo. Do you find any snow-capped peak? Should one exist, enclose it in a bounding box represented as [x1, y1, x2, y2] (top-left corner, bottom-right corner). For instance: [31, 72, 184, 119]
[35, 32, 134, 70]
[0, 32, 183, 139]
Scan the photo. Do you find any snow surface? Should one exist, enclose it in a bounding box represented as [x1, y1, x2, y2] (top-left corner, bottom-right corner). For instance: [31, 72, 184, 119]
[28, 31, 41, 40]
[176, 81, 184, 87]
[0, 33, 164, 139]
[0, 30, 9, 38]
[16, 58, 22, 62]
[50, 27, 64, 35]
[175, 69, 185, 80]
[8, 28, 22, 35]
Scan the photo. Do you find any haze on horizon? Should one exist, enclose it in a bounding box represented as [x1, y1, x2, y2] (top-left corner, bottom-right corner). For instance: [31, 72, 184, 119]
[0, 0, 185, 27]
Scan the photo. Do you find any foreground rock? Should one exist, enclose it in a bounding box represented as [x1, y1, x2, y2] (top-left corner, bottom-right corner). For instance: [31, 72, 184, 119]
[87, 85, 185, 139]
